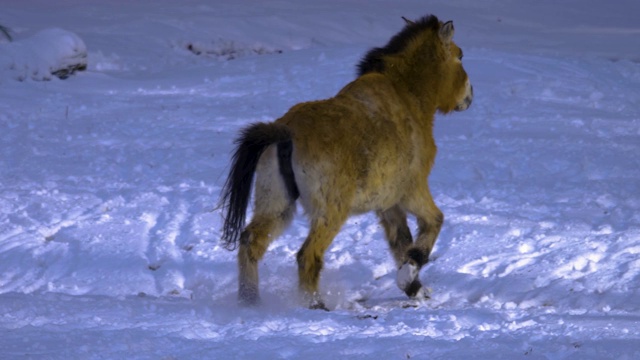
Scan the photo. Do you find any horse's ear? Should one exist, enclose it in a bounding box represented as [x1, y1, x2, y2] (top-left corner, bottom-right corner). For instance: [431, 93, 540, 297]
[439, 21, 455, 43]
[401, 16, 414, 26]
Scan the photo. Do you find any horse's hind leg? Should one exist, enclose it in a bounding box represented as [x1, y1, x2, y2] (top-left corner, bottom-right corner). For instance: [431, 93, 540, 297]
[398, 186, 443, 298]
[377, 205, 413, 267]
[238, 209, 293, 305]
[237, 146, 295, 306]
[297, 211, 347, 310]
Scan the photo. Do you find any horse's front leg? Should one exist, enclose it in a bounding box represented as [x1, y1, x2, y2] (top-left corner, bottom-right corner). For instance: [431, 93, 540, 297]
[378, 205, 413, 267]
[398, 187, 443, 298]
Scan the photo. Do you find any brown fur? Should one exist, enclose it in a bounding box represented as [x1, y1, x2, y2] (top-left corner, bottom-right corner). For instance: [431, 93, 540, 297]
[219, 15, 473, 309]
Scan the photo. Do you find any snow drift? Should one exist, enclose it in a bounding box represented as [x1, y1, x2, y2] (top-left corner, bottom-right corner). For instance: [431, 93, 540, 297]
[0, 28, 87, 81]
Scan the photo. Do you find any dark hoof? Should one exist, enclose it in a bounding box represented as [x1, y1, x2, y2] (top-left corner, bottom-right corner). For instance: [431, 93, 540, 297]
[398, 261, 425, 298]
[406, 282, 431, 301]
[305, 292, 329, 311]
[404, 279, 424, 298]
[238, 285, 260, 307]
[238, 297, 261, 307]
[309, 299, 329, 311]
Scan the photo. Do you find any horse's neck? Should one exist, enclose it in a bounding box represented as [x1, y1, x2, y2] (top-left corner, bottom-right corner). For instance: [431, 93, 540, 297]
[389, 77, 437, 123]
[340, 73, 437, 129]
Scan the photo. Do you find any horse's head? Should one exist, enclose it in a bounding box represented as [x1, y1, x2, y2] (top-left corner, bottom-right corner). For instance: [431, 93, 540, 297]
[358, 15, 473, 114]
[435, 20, 473, 113]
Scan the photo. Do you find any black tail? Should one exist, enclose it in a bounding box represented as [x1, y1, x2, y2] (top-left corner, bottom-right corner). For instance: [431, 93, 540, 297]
[219, 122, 296, 250]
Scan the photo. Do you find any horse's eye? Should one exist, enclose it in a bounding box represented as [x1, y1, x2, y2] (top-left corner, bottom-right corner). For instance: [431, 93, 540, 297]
[458, 50, 464, 60]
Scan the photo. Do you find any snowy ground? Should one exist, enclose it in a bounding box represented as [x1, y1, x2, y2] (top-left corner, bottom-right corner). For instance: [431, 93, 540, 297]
[1, 0, 639, 358]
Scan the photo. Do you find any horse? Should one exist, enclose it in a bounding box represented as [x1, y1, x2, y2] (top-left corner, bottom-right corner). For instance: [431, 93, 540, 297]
[219, 14, 473, 309]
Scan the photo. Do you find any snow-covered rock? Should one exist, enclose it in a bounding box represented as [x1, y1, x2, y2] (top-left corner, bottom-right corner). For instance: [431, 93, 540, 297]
[0, 28, 87, 81]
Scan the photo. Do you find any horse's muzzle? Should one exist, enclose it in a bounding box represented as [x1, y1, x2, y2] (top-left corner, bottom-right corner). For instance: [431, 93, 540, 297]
[455, 84, 473, 112]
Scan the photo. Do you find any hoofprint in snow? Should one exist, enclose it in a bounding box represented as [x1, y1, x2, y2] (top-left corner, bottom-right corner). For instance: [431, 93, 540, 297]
[1, 0, 640, 359]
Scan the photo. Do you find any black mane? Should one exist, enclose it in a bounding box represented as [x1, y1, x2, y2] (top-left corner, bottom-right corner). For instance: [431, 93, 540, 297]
[357, 15, 440, 77]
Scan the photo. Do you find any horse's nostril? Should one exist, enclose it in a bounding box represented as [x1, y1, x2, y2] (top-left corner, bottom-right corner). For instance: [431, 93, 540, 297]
[464, 85, 473, 108]
[455, 91, 473, 111]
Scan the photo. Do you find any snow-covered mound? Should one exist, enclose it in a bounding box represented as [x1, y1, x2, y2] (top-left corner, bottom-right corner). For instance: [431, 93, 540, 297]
[0, 28, 87, 81]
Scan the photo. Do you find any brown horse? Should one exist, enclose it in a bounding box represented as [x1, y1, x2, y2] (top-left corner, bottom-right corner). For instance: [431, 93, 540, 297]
[219, 15, 473, 309]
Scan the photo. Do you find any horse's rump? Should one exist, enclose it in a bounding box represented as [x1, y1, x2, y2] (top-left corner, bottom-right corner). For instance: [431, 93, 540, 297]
[219, 122, 296, 249]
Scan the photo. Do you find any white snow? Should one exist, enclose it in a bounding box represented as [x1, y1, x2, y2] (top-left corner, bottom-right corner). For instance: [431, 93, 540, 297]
[1, 0, 639, 358]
